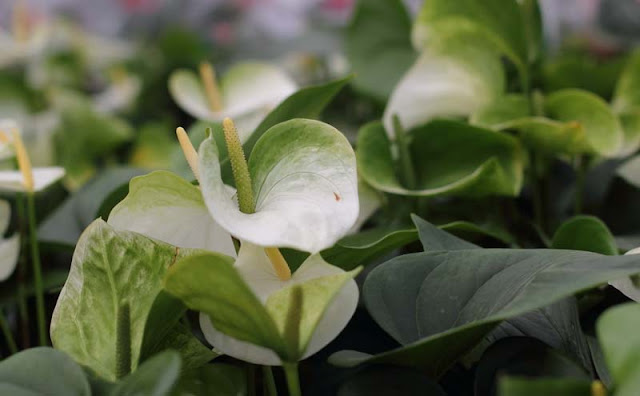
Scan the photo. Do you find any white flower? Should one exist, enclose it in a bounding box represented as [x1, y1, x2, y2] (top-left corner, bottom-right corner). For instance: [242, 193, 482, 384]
[169, 62, 297, 142]
[0, 200, 19, 281]
[0, 2, 50, 68]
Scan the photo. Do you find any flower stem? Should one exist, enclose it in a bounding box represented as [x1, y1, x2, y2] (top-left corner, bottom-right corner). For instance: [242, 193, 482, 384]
[0, 308, 18, 355]
[392, 115, 416, 190]
[15, 194, 29, 348]
[263, 365, 278, 396]
[574, 155, 587, 215]
[282, 363, 301, 396]
[26, 192, 47, 346]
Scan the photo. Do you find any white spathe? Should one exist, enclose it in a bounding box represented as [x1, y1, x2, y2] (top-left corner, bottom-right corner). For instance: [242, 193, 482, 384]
[0, 167, 65, 193]
[169, 62, 297, 142]
[383, 43, 504, 138]
[0, 200, 19, 281]
[200, 242, 359, 365]
[107, 171, 236, 258]
[610, 246, 640, 301]
[198, 119, 359, 254]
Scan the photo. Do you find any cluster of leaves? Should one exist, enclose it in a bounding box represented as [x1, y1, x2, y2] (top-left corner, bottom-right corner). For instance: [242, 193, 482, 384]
[4, 0, 640, 395]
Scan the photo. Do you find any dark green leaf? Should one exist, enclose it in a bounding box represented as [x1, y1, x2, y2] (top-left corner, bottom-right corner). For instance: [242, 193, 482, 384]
[0, 347, 91, 396]
[176, 363, 247, 396]
[111, 350, 181, 396]
[337, 366, 446, 396]
[498, 377, 591, 396]
[551, 215, 618, 255]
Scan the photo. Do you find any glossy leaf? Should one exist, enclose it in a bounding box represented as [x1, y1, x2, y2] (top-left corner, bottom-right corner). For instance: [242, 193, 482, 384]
[50, 220, 197, 381]
[612, 51, 640, 114]
[357, 120, 523, 198]
[551, 215, 618, 255]
[346, 0, 415, 102]
[199, 119, 358, 253]
[331, 225, 640, 377]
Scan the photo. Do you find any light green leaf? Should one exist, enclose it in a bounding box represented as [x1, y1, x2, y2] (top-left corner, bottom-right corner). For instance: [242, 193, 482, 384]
[163, 252, 287, 362]
[346, 0, 416, 102]
[412, 0, 529, 86]
[383, 40, 504, 134]
[470, 94, 530, 128]
[266, 265, 361, 361]
[357, 120, 523, 198]
[50, 219, 196, 381]
[331, 226, 640, 377]
[596, 303, 640, 393]
[471, 95, 587, 155]
[544, 89, 623, 157]
[551, 215, 618, 255]
[498, 377, 591, 396]
[108, 170, 236, 257]
[111, 350, 181, 396]
[612, 51, 640, 114]
[0, 347, 91, 396]
[199, 119, 358, 253]
[617, 112, 640, 157]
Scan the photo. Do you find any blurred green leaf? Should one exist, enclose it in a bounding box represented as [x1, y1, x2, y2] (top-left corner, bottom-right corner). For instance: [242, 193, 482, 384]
[551, 215, 618, 255]
[346, 0, 415, 102]
[498, 377, 591, 396]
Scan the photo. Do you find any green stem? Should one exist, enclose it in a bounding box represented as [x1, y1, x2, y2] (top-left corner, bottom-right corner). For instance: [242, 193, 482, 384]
[263, 365, 278, 396]
[0, 309, 18, 355]
[282, 363, 301, 396]
[247, 363, 256, 396]
[26, 192, 46, 346]
[115, 303, 131, 379]
[574, 155, 587, 215]
[392, 115, 417, 190]
[15, 194, 29, 348]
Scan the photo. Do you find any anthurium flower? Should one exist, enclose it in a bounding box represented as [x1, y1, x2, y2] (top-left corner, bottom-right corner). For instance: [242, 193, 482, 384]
[92, 68, 142, 115]
[0, 1, 49, 68]
[0, 120, 64, 193]
[169, 62, 297, 142]
[112, 118, 360, 365]
[0, 200, 19, 281]
[610, 247, 640, 301]
[383, 39, 504, 138]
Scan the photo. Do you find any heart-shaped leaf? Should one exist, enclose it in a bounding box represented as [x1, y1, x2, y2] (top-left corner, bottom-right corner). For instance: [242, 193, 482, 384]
[357, 120, 523, 198]
[50, 219, 200, 381]
[551, 215, 618, 255]
[330, 220, 640, 378]
[544, 89, 623, 157]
